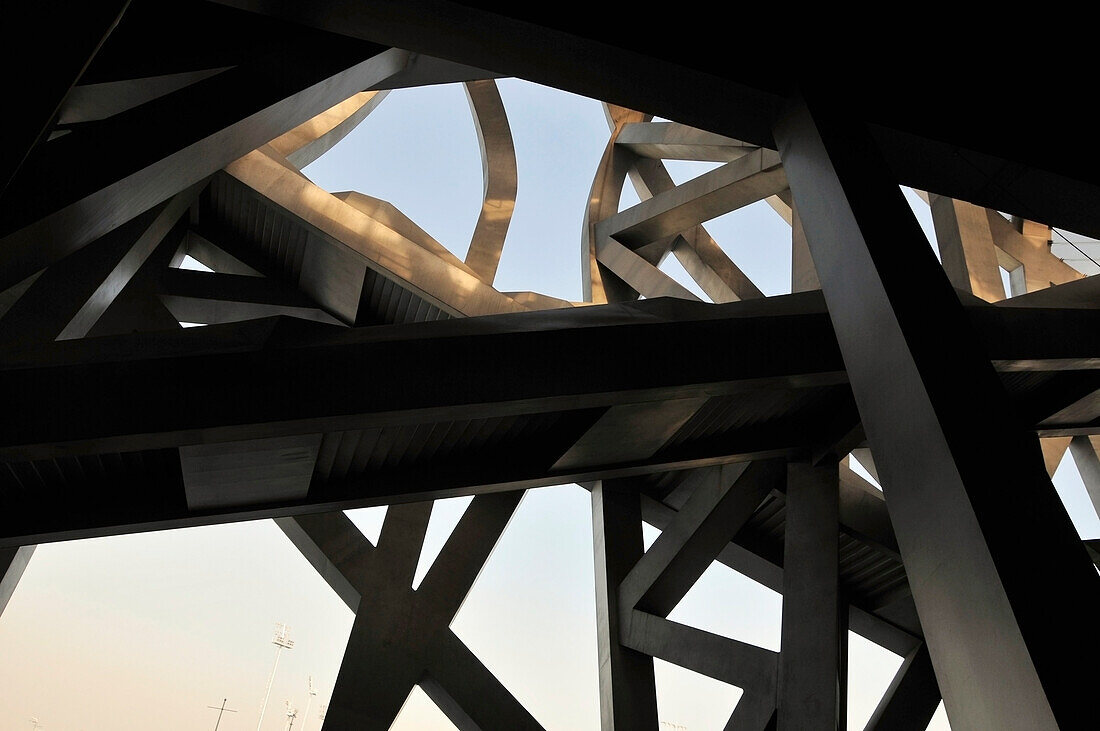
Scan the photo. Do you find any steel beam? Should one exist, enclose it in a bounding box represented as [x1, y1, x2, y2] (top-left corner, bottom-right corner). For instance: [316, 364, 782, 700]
[777, 462, 843, 730]
[929, 195, 1005, 302]
[464, 80, 517, 285]
[1069, 435, 1100, 517]
[774, 90, 1100, 729]
[2, 2, 130, 197]
[591, 480, 658, 730]
[0, 545, 35, 617]
[618, 461, 778, 615]
[276, 494, 540, 730]
[863, 644, 940, 731]
[0, 37, 405, 291]
[597, 149, 786, 250]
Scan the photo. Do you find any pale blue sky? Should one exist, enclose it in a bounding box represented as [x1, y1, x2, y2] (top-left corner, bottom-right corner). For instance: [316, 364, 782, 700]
[1, 78, 1096, 731]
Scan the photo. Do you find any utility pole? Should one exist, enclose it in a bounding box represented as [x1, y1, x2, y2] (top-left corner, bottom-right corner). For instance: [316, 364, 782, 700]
[29, 719, 42, 731]
[284, 700, 298, 731]
[257, 623, 294, 730]
[207, 698, 238, 730]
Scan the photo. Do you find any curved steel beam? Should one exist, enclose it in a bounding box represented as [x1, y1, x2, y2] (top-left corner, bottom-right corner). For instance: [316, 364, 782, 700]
[464, 79, 517, 285]
[268, 90, 390, 169]
[582, 105, 648, 303]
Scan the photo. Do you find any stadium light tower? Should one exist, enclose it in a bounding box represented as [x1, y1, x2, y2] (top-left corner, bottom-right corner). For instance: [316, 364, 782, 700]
[256, 622, 294, 730]
[300, 676, 318, 731]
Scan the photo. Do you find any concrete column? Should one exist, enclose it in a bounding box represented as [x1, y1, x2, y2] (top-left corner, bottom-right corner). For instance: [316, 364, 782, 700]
[591, 480, 658, 730]
[778, 462, 842, 730]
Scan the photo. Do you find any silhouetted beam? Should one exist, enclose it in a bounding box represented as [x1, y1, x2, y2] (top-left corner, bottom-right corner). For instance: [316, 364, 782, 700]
[0, 34, 404, 290]
[0, 545, 34, 616]
[618, 461, 780, 616]
[637, 492, 923, 659]
[0, 295, 1097, 458]
[422, 634, 544, 731]
[837, 462, 899, 558]
[778, 461, 844, 729]
[277, 499, 542, 730]
[2, 2, 129, 197]
[158, 268, 343, 326]
[776, 91, 1099, 729]
[863, 644, 940, 731]
[591, 480, 658, 730]
[0, 299, 849, 459]
[0, 204, 164, 346]
[59, 188, 200, 339]
[57, 67, 232, 125]
[205, 2, 1100, 241]
[619, 610, 776, 728]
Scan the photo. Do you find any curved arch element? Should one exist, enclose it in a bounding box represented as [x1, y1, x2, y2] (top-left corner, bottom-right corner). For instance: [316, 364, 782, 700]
[463, 79, 517, 285]
[582, 105, 648, 303]
[267, 90, 390, 170]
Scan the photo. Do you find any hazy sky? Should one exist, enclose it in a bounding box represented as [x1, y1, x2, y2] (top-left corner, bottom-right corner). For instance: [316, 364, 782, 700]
[2, 78, 1097, 731]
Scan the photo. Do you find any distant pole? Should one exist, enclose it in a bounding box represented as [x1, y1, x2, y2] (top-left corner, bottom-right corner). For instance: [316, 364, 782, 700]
[29, 718, 42, 731]
[257, 623, 295, 731]
[207, 698, 238, 731]
[300, 676, 318, 731]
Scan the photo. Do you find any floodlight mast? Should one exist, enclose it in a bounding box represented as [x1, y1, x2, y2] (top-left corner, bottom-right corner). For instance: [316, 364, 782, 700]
[300, 675, 318, 731]
[257, 623, 294, 730]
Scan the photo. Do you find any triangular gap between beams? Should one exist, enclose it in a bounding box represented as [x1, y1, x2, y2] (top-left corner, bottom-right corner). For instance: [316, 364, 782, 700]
[654, 657, 742, 731]
[412, 496, 474, 589]
[345, 506, 389, 547]
[390, 685, 461, 731]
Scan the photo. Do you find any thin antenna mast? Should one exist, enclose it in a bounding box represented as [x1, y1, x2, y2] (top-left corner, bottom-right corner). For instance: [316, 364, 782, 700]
[207, 698, 238, 731]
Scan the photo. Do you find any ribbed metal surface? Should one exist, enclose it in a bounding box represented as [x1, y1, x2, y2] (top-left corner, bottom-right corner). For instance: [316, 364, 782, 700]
[999, 370, 1058, 397]
[0, 449, 180, 505]
[728, 491, 909, 605]
[315, 411, 569, 484]
[358, 269, 451, 326]
[207, 175, 451, 327]
[207, 174, 309, 282]
[665, 386, 843, 449]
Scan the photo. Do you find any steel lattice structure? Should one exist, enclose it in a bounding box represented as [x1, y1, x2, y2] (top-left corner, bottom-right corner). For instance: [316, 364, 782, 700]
[2, 3, 1099, 729]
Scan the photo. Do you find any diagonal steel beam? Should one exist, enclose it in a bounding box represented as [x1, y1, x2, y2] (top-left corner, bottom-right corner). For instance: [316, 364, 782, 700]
[618, 461, 779, 616]
[276, 494, 540, 730]
[0, 37, 406, 291]
[863, 644, 940, 731]
[775, 89, 1099, 730]
[596, 149, 786, 250]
